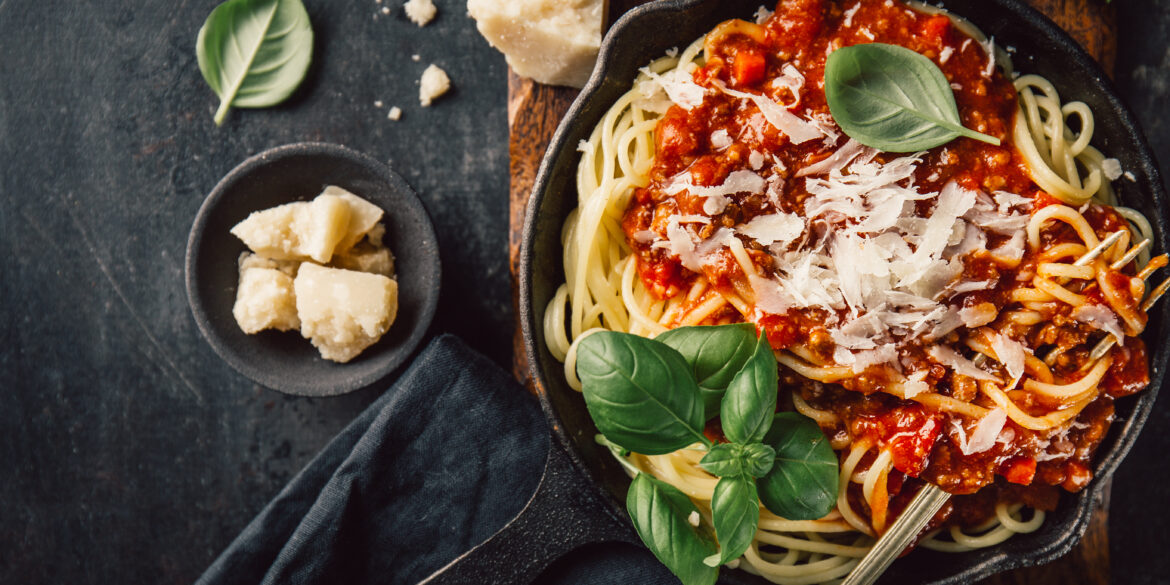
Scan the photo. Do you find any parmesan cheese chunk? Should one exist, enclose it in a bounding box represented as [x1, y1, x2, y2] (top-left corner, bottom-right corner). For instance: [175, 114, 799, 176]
[403, 0, 436, 26]
[419, 64, 451, 107]
[322, 186, 385, 253]
[231, 194, 352, 263]
[233, 253, 300, 334]
[294, 263, 399, 363]
[467, 0, 603, 88]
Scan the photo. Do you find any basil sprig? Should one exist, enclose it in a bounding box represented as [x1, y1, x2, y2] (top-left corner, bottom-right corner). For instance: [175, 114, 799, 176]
[824, 42, 1000, 152]
[577, 325, 840, 585]
[196, 0, 314, 126]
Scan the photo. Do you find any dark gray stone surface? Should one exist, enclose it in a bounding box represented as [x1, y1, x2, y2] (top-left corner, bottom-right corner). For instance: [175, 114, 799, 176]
[0, 0, 1165, 584]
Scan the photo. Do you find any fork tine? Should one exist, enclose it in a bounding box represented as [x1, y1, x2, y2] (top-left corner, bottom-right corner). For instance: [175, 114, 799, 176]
[1141, 276, 1170, 313]
[1074, 231, 1126, 267]
[1111, 238, 1150, 270]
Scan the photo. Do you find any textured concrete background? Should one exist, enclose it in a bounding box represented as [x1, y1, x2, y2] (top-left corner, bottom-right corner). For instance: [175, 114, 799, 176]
[0, 0, 1166, 584]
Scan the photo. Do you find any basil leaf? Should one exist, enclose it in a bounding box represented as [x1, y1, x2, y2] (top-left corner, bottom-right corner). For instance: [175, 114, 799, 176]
[577, 331, 707, 455]
[699, 443, 776, 478]
[627, 473, 719, 585]
[824, 42, 1000, 152]
[703, 476, 759, 567]
[740, 442, 777, 478]
[698, 443, 745, 478]
[197, 0, 314, 125]
[720, 335, 778, 445]
[757, 413, 839, 520]
[657, 324, 757, 419]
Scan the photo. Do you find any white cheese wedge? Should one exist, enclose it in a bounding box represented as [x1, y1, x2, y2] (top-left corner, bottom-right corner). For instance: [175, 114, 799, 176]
[467, 0, 603, 88]
[321, 186, 385, 254]
[233, 253, 300, 334]
[294, 263, 399, 363]
[231, 194, 352, 263]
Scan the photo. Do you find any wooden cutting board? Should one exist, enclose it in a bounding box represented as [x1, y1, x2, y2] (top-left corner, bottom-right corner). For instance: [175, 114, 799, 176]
[506, 1, 1116, 583]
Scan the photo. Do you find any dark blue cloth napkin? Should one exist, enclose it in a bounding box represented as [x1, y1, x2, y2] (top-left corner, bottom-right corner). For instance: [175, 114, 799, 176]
[196, 334, 678, 585]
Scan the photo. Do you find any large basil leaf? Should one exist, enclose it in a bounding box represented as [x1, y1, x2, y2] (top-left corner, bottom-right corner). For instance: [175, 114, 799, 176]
[757, 412, 839, 520]
[824, 43, 999, 152]
[704, 476, 760, 567]
[627, 473, 719, 585]
[657, 324, 758, 420]
[197, 0, 314, 125]
[577, 331, 707, 455]
[720, 336, 778, 445]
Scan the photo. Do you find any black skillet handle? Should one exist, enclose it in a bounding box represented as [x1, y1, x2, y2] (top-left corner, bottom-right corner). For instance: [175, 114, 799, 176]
[418, 439, 637, 585]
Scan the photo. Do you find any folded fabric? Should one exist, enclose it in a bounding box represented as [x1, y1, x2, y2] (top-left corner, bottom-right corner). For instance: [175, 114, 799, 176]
[196, 334, 682, 585]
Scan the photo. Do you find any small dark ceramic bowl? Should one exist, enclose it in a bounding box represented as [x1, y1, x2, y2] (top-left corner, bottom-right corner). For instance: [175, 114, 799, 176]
[518, 1, 1167, 584]
[186, 142, 440, 396]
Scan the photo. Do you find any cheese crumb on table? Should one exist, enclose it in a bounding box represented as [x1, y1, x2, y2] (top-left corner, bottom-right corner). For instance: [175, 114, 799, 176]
[387, 106, 402, 120]
[419, 64, 450, 106]
[467, 0, 603, 88]
[403, 0, 436, 26]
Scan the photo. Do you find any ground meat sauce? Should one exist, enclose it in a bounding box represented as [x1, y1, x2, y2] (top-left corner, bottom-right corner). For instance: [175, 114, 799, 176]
[624, 0, 1152, 531]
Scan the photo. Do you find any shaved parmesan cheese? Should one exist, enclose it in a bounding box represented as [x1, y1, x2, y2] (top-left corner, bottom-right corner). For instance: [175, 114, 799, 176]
[640, 66, 707, 110]
[749, 274, 791, 314]
[959, 303, 998, 328]
[716, 82, 823, 144]
[989, 332, 1029, 380]
[1072, 303, 1126, 346]
[842, 2, 861, 27]
[754, 5, 773, 24]
[665, 169, 766, 215]
[740, 213, 804, 246]
[902, 370, 930, 398]
[928, 344, 999, 382]
[771, 63, 806, 106]
[797, 139, 875, 177]
[835, 345, 897, 373]
[953, 408, 1007, 455]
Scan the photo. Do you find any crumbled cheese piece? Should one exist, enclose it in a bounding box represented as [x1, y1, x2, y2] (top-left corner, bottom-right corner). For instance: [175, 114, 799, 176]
[688, 511, 701, 527]
[404, 0, 436, 25]
[374, 100, 384, 108]
[231, 193, 352, 263]
[418, 64, 450, 106]
[749, 150, 765, 170]
[233, 253, 300, 334]
[1124, 171, 1136, 182]
[958, 302, 998, 328]
[939, 46, 954, 64]
[387, 106, 402, 120]
[467, 0, 603, 88]
[295, 263, 399, 363]
[710, 129, 733, 150]
[842, 2, 861, 27]
[1101, 158, 1124, 181]
[753, 5, 773, 24]
[411, 54, 421, 62]
[381, 6, 391, 15]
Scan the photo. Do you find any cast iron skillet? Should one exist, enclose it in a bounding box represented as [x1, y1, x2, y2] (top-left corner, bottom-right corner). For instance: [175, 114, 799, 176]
[425, 1, 1168, 583]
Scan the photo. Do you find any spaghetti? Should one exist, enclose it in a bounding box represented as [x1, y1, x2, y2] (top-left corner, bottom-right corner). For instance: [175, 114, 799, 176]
[543, 0, 1164, 582]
